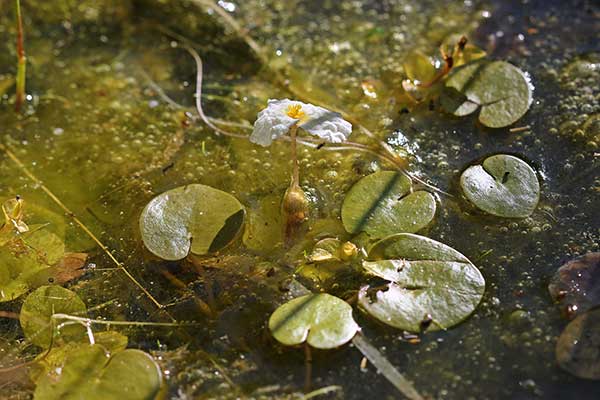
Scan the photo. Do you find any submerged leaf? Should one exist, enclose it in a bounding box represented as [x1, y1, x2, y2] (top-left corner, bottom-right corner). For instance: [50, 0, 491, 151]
[19, 286, 87, 348]
[403, 51, 436, 83]
[341, 171, 436, 238]
[460, 154, 540, 218]
[30, 332, 127, 384]
[549, 253, 600, 319]
[556, 308, 600, 380]
[34, 344, 163, 400]
[358, 233, 485, 332]
[140, 184, 245, 260]
[269, 293, 359, 349]
[28, 253, 88, 287]
[441, 60, 533, 128]
[242, 193, 283, 253]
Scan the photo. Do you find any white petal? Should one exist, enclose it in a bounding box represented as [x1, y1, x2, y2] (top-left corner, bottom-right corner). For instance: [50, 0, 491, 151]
[250, 99, 299, 146]
[299, 104, 352, 143]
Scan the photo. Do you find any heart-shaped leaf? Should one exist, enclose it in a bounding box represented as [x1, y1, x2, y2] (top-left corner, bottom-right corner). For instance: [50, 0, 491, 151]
[549, 253, 600, 319]
[358, 233, 485, 332]
[441, 60, 533, 128]
[19, 286, 87, 348]
[140, 184, 245, 260]
[269, 293, 359, 349]
[460, 154, 540, 218]
[34, 344, 163, 400]
[556, 308, 600, 380]
[341, 171, 436, 238]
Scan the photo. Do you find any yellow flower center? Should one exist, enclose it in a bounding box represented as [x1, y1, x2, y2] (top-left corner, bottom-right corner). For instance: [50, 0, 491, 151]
[286, 103, 306, 120]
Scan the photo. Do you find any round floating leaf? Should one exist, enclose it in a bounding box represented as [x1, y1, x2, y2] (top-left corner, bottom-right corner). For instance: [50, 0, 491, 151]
[341, 171, 436, 238]
[442, 60, 533, 128]
[556, 308, 600, 380]
[269, 293, 359, 349]
[140, 184, 245, 260]
[19, 285, 87, 348]
[549, 253, 600, 319]
[358, 233, 485, 332]
[34, 344, 163, 400]
[460, 154, 540, 218]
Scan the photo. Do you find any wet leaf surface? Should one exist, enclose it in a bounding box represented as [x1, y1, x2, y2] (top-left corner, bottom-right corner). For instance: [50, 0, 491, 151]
[556, 308, 600, 380]
[269, 293, 359, 349]
[460, 154, 540, 218]
[19, 286, 87, 348]
[358, 233, 485, 332]
[140, 184, 245, 260]
[34, 344, 163, 400]
[341, 171, 436, 238]
[549, 253, 600, 319]
[441, 60, 532, 128]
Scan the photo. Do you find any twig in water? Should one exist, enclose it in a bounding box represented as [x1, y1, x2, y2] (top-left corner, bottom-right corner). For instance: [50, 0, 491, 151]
[509, 125, 531, 133]
[302, 385, 342, 400]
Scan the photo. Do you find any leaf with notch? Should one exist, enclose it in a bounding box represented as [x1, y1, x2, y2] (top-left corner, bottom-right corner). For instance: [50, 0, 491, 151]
[358, 233, 485, 332]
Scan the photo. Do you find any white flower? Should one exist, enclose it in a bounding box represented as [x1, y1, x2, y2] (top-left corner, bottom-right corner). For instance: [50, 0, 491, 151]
[250, 99, 352, 146]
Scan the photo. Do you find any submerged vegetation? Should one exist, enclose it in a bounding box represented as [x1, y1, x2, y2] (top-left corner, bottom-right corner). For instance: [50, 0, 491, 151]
[0, 0, 598, 399]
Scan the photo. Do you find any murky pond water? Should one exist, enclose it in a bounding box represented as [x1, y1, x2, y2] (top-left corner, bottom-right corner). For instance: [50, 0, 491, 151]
[0, 0, 598, 399]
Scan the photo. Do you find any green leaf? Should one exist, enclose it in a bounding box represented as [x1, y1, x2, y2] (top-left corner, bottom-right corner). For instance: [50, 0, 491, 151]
[460, 154, 540, 218]
[308, 238, 343, 262]
[30, 332, 128, 384]
[556, 308, 600, 380]
[549, 252, 600, 319]
[268, 293, 359, 349]
[140, 184, 245, 260]
[341, 171, 436, 238]
[19, 286, 87, 348]
[403, 51, 436, 83]
[442, 60, 533, 128]
[34, 344, 163, 400]
[242, 193, 283, 253]
[358, 233, 485, 332]
[0, 202, 70, 302]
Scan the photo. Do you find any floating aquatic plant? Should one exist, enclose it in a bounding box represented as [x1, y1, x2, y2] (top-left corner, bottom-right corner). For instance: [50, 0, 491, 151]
[139, 184, 245, 260]
[249, 99, 352, 146]
[441, 60, 534, 128]
[268, 293, 359, 349]
[460, 154, 540, 218]
[359, 233, 485, 332]
[341, 171, 436, 239]
[250, 99, 352, 243]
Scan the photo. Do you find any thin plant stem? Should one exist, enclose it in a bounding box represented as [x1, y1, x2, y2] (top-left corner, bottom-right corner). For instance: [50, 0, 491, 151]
[290, 124, 299, 187]
[50, 313, 194, 327]
[14, 0, 26, 112]
[304, 342, 312, 393]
